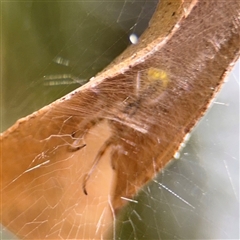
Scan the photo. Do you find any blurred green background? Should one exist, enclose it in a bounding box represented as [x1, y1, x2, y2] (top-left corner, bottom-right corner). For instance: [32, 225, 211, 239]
[1, 1, 239, 239]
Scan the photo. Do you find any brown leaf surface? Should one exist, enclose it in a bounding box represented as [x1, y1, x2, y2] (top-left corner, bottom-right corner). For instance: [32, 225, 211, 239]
[1, 0, 239, 239]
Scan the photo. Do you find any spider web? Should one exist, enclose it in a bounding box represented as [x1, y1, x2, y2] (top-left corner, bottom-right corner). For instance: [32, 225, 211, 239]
[1, 1, 239, 239]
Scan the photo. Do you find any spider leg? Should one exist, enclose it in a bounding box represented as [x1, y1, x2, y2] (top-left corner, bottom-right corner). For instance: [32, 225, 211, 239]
[82, 136, 114, 195]
[68, 143, 86, 152]
[68, 118, 102, 151]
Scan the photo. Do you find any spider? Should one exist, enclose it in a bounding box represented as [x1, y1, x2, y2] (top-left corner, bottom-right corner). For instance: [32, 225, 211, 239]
[69, 67, 170, 195]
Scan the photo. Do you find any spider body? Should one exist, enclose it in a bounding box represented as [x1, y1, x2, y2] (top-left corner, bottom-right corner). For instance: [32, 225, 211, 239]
[70, 67, 170, 195]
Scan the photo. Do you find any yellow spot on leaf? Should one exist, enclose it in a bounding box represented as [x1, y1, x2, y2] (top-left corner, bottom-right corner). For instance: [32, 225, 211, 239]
[147, 67, 169, 88]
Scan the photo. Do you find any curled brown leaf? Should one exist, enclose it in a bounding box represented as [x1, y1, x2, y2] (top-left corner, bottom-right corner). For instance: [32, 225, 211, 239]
[1, 0, 239, 239]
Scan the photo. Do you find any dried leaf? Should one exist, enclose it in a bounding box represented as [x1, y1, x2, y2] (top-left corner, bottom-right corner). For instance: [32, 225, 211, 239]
[1, 0, 239, 239]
